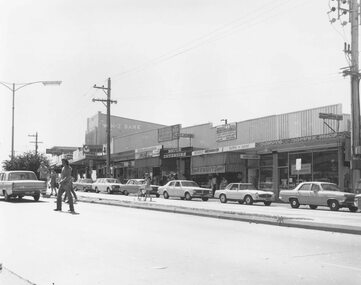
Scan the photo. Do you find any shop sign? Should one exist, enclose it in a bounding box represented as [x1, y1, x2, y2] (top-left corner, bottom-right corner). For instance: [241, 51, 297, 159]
[192, 148, 223, 156]
[240, 154, 260, 160]
[223, 143, 256, 152]
[83, 144, 103, 154]
[291, 163, 311, 175]
[257, 133, 344, 148]
[135, 145, 162, 159]
[191, 165, 226, 175]
[174, 133, 194, 138]
[216, 123, 237, 142]
[162, 148, 191, 159]
[158, 124, 181, 142]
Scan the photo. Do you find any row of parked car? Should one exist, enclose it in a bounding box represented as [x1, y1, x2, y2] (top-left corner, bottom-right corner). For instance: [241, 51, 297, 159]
[0, 170, 360, 212]
[74, 178, 360, 212]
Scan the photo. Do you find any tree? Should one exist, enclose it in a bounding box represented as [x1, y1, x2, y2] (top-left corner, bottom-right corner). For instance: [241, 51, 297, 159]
[2, 152, 50, 178]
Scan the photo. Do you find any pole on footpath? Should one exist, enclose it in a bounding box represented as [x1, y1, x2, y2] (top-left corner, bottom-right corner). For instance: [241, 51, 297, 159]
[93, 78, 117, 178]
[329, 0, 361, 192]
[29, 132, 42, 157]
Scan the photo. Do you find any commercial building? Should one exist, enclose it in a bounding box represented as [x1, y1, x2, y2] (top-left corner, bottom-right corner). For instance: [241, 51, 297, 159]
[57, 103, 352, 196]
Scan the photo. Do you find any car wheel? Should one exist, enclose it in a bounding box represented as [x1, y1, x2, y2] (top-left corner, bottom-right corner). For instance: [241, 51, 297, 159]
[123, 190, 129, 196]
[18, 195, 24, 200]
[220, 194, 227, 203]
[106, 187, 111, 194]
[33, 194, 40, 202]
[264, 201, 272, 206]
[309, 205, 318, 210]
[156, 193, 160, 198]
[185, 192, 192, 201]
[4, 191, 10, 201]
[180, 197, 184, 200]
[329, 200, 339, 211]
[290, 198, 300, 208]
[163, 191, 169, 199]
[238, 200, 244, 204]
[201, 197, 209, 201]
[244, 195, 253, 205]
[349, 206, 358, 212]
[95, 187, 99, 193]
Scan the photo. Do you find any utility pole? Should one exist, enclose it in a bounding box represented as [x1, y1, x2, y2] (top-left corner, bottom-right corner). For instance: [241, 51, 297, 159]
[329, 0, 361, 191]
[92, 78, 117, 177]
[28, 132, 42, 157]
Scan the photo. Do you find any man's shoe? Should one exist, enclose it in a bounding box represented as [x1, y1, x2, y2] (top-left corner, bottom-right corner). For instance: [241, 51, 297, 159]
[53, 209, 61, 211]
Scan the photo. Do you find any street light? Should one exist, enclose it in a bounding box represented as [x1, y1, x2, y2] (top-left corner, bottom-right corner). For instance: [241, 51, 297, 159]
[0, 80, 62, 160]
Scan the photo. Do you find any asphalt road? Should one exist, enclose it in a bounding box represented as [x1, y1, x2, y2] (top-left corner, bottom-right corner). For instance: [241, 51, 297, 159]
[1, 198, 361, 285]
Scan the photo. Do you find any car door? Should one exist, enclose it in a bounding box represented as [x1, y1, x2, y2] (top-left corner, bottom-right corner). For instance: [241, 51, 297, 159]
[166, 181, 176, 197]
[174, 181, 182, 197]
[227, 184, 239, 200]
[310, 183, 322, 205]
[297, 183, 312, 204]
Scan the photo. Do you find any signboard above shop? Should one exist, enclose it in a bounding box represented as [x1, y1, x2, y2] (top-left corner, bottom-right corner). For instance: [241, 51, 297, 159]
[216, 122, 237, 142]
[158, 124, 181, 142]
[135, 145, 162, 159]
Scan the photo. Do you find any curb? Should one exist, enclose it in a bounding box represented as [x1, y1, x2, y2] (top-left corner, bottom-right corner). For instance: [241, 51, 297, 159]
[76, 196, 361, 235]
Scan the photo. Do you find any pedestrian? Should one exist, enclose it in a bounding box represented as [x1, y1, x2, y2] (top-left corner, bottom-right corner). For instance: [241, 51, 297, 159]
[54, 159, 76, 214]
[50, 169, 58, 196]
[220, 177, 228, 189]
[37, 162, 49, 183]
[63, 178, 78, 203]
[211, 174, 217, 196]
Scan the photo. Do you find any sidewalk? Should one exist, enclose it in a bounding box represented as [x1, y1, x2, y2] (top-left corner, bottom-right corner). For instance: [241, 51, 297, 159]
[56, 192, 361, 235]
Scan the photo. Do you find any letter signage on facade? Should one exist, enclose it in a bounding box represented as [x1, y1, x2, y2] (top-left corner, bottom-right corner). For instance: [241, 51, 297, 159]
[135, 145, 162, 159]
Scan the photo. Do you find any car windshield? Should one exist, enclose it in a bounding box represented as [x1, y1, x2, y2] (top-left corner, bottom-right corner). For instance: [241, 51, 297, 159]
[9, 172, 37, 181]
[181, 181, 199, 187]
[83, 179, 93, 183]
[105, 179, 118, 183]
[321, 183, 340, 191]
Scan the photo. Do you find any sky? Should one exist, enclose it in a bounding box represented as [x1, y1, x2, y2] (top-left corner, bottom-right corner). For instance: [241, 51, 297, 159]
[0, 0, 354, 163]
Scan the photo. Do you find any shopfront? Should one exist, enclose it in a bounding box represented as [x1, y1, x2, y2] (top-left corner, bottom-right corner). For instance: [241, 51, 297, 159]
[256, 132, 350, 197]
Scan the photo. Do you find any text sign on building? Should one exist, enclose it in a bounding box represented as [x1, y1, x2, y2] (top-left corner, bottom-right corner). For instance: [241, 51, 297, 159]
[216, 122, 237, 142]
[296, 158, 302, 171]
[223, 143, 256, 152]
[158, 124, 181, 142]
[135, 145, 162, 159]
[83, 144, 103, 154]
[191, 165, 226, 175]
[240, 154, 260, 160]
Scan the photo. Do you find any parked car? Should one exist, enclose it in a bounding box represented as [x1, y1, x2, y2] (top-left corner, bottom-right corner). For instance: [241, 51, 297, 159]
[158, 180, 212, 201]
[279, 182, 358, 212]
[0, 170, 47, 201]
[120, 179, 160, 197]
[73, 178, 94, 192]
[92, 178, 122, 194]
[214, 183, 274, 206]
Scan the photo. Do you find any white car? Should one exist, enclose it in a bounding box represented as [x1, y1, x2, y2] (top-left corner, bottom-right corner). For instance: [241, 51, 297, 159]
[158, 180, 212, 201]
[214, 183, 274, 206]
[92, 178, 122, 194]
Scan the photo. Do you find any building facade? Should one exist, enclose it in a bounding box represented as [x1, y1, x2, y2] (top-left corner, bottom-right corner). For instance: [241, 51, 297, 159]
[64, 104, 353, 196]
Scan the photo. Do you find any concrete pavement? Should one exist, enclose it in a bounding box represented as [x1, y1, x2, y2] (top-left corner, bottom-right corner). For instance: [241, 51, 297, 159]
[55, 191, 361, 235]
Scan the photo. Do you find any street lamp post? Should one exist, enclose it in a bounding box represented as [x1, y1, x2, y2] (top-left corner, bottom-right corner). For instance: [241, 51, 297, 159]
[0, 80, 62, 160]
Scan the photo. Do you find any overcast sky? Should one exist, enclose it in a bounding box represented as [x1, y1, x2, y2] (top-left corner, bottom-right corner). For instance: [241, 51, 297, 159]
[0, 0, 353, 163]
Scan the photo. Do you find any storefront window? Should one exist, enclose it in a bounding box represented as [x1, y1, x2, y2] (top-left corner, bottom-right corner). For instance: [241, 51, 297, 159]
[289, 152, 312, 186]
[279, 167, 289, 189]
[313, 150, 338, 184]
[259, 154, 273, 189]
[278, 152, 288, 167]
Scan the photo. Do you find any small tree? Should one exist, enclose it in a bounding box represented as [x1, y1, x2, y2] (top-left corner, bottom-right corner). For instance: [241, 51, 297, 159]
[2, 152, 50, 178]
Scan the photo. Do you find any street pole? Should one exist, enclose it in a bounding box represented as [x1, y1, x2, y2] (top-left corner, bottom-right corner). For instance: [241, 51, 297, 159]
[93, 78, 117, 177]
[12, 84, 15, 160]
[329, 0, 361, 191]
[29, 132, 42, 157]
[0, 80, 62, 161]
[350, 0, 361, 189]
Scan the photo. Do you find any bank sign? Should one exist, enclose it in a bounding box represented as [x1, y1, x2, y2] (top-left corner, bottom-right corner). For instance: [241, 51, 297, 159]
[216, 123, 237, 142]
[135, 145, 162, 159]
